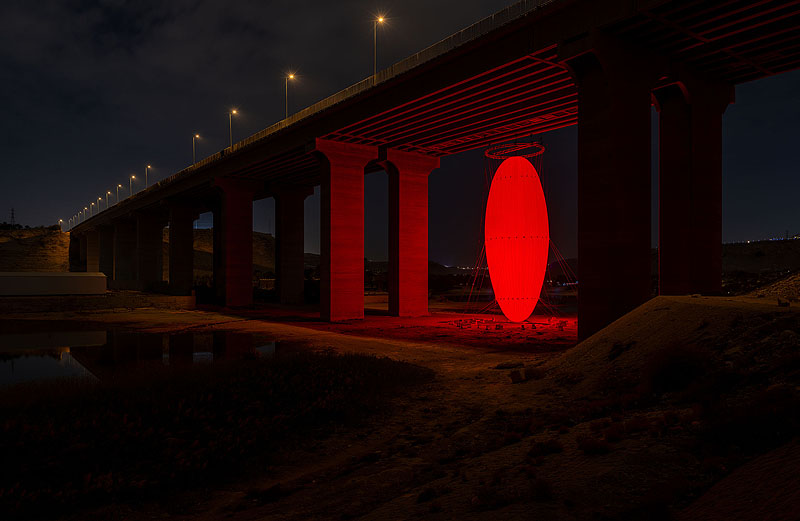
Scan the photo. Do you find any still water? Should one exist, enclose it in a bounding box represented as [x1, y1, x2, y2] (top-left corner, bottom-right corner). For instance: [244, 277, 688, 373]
[0, 330, 279, 386]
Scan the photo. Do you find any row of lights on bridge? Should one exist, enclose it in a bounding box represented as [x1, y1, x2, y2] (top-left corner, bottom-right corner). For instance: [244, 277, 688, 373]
[63, 15, 389, 232]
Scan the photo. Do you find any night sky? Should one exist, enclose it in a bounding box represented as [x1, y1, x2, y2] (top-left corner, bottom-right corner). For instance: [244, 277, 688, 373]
[1, 0, 798, 267]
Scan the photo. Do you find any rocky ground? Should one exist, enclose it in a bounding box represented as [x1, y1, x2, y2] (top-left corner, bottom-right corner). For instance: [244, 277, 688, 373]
[2, 294, 798, 521]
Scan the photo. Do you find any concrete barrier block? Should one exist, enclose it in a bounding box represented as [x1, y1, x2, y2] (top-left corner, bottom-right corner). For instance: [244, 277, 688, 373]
[0, 272, 107, 296]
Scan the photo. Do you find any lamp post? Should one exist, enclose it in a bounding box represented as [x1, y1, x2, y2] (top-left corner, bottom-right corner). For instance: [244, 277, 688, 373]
[106, 191, 111, 207]
[59, 219, 63, 231]
[145, 165, 151, 187]
[117, 184, 122, 204]
[229, 109, 237, 147]
[97, 197, 102, 212]
[285, 74, 295, 119]
[90, 202, 94, 217]
[130, 175, 136, 197]
[374, 15, 385, 78]
[192, 134, 200, 163]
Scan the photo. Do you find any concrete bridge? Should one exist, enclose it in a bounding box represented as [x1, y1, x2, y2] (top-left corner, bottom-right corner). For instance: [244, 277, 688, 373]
[69, 0, 800, 338]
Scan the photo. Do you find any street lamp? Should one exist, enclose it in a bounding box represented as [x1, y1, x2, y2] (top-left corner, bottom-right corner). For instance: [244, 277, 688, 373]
[192, 134, 200, 163]
[59, 219, 63, 231]
[117, 184, 122, 204]
[229, 109, 237, 147]
[374, 15, 386, 78]
[285, 74, 296, 119]
[106, 191, 111, 207]
[97, 197, 102, 212]
[90, 202, 94, 217]
[130, 175, 136, 197]
[145, 165, 151, 187]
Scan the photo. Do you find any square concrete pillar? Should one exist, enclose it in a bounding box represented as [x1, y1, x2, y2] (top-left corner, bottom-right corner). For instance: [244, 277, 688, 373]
[78, 234, 88, 272]
[382, 149, 439, 316]
[69, 233, 82, 272]
[168, 204, 195, 294]
[136, 214, 164, 291]
[113, 220, 137, 287]
[275, 186, 313, 305]
[213, 178, 260, 307]
[313, 138, 379, 321]
[85, 231, 100, 272]
[98, 227, 114, 278]
[656, 79, 732, 296]
[564, 39, 661, 339]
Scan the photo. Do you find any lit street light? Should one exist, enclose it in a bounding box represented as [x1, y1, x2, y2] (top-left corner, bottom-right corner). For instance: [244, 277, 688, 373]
[145, 165, 151, 187]
[192, 134, 200, 163]
[285, 73, 296, 119]
[84, 207, 88, 220]
[106, 191, 111, 207]
[90, 202, 95, 217]
[130, 175, 136, 197]
[374, 15, 386, 78]
[117, 184, 122, 204]
[59, 219, 63, 231]
[229, 109, 237, 147]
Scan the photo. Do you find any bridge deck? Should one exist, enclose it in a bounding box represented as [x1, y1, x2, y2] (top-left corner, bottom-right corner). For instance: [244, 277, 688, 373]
[73, 0, 800, 228]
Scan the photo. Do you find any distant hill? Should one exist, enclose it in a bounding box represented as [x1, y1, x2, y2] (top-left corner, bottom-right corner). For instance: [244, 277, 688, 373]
[2, 229, 798, 291]
[0, 228, 69, 272]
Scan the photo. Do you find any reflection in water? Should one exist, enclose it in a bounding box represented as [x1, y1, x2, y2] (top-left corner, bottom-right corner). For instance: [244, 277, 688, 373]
[0, 330, 282, 386]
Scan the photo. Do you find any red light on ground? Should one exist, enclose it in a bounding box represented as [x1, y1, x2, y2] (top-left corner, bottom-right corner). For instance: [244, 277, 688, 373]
[484, 156, 549, 322]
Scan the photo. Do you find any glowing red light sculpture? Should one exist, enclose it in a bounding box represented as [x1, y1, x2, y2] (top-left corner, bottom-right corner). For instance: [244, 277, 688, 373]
[484, 155, 549, 322]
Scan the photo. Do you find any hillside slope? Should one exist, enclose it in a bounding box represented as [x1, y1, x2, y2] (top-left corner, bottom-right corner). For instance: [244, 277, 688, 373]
[0, 229, 69, 272]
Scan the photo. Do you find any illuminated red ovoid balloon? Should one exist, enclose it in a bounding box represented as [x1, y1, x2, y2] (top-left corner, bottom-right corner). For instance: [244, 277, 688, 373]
[484, 156, 549, 322]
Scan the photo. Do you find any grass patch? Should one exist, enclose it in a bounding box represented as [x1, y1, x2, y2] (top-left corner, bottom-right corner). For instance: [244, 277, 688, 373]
[0, 351, 432, 518]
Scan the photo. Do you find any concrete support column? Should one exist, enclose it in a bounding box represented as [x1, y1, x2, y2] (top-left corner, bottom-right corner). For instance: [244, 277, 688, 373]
[313, 138, 379, 321]
[382, 149, 439, 316]
[656, 80, 732, 295]
[85, 230, 100, 272]
[98, 227, 114, 278]
[274, 186, 313, 305]
[564, 37, 661, 339]
[213, 178, 260, 307]
[79, 234, 88, 272]
[68, 233, 81, 272]
[113, 220, 137, 286]
[136, 214, 164, 291]
[168, 204, 195, 294]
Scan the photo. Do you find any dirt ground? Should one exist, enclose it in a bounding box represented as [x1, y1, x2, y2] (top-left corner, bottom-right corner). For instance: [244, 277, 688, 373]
[3, 295, 798, 520]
